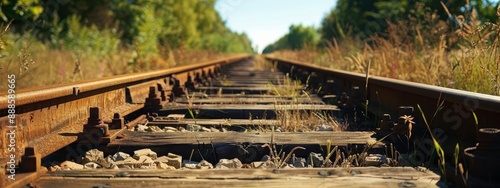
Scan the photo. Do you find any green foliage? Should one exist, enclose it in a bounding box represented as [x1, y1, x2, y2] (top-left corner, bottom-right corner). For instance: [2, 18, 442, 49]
[417, 103, 447, 181]
[0, 0, 43, 21]
[263, 24, 319, 53]
[62, 15, 120, 57]
[320, 0, 500, 42]
[1, 0, 253, 56]
[197, 32, 253, 53]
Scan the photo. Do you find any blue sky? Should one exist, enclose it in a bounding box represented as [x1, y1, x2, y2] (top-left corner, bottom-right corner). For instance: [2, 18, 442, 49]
[215, 0, 337, 52]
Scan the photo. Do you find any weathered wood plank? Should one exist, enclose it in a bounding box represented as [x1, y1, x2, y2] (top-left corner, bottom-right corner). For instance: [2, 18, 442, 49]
[31, 168, 442, 188]
[174, 97, 325, 104]
[109, 131, 378, 146]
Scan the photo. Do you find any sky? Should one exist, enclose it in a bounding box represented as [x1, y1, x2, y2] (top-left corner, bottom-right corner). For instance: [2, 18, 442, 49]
[215, 0, 337, 52]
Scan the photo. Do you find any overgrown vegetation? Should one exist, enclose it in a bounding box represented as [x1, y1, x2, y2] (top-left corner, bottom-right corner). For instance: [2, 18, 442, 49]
[0, 0, 254, 91]
[265, 1, 500, 96]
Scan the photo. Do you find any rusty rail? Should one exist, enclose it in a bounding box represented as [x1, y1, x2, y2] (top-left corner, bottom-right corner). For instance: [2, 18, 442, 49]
[0, 55, 250, 168]
[265, 55, 500, 186]
[2, 54, 498, 187]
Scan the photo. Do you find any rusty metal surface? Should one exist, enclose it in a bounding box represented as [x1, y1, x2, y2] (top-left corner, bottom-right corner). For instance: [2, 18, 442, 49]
[0, 55, 249, 109]
[264, 55, 500, 185]
[264, 56, 500, 112]
[2, 55, 463, 187]
[0, 55, 249, 174]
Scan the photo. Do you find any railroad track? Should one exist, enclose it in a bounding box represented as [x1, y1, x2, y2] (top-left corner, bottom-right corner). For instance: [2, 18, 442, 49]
[0, 55, 499, 187]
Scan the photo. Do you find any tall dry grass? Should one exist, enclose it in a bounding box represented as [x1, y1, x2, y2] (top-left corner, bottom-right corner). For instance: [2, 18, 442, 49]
[270, 3, 500, 96]
[0, 30, 235, 91]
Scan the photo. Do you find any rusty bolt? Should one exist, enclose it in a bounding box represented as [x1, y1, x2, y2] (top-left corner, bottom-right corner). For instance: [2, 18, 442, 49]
[380, 114, 393, 131]
[185, 73, 195, 90]
[308, 72, 319, 90]
[109, 113, 124, 129]
[83, 107, 110, 137]
[20, 147, 41, 173]
[321, 79, 335, 96]
[145, 86, 162, 109]
[202, 70, 208, 80]
[465, 128, 500, 187]
[157, 82, 169, 101]
[171, 77, 184, 100]
[208, 69, 215, 78]
[300, 70, 309, 84]
[148, 86, 158, 98]
[398, 106, 414, 117]
[87, 107, 103, 126]
[195, 72, 203, 85]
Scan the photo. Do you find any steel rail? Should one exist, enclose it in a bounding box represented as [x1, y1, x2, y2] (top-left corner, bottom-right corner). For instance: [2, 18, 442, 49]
[264, 55, 500, 155]
[0, 55, 250, 167]
[0, 55, 249, 109]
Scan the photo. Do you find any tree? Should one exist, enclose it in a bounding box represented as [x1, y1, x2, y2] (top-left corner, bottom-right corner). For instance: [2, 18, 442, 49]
[263, 24, 319, 53]
[319, 0, 500, 43]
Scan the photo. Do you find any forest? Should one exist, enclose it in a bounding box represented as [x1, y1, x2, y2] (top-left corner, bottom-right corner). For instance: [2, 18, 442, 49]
[0, 0, 253, 89]
[265, 0, 500, 96]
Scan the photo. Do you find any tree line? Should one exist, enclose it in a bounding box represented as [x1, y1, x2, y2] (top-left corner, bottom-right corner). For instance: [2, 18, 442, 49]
[264, 0, 499, 53]
[1, 0, 254, 55]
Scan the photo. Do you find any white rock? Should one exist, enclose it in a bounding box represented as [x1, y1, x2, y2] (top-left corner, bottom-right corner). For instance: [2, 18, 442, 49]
[110, 164, 119, 169]
[307, 153, 324, 167]
[163, 126, 178, 132]
[365, 154, 387, 166]
[133, 148, 157, 160]
[210, 128, 220, 132]
[60, 161, 84, 170]
[183, 163, 197, 169]
[187, 124, 201, 132]
[215, 158, 243, 169]
[155, 153, 182, 169]
[82, 149, 104, 165]
[50, 165, 62, 171]
[293, 157, 307, 168]
[251, 161, 275, 169]
[111, 152, 130, 161]
[116, 157, 139, 169]
[200, 127, 212, 132]
[156, 162, 176, 170]
[318, 124, 333, 131]
[121, 165, 133, 169]
[196, 160, 213, 169]
[140, 164, 156, 169]
[137, 155, 155, 165]
[146, 126, 162, 132]
[136, 124, 148, 132]
[84, 162, 101, 169]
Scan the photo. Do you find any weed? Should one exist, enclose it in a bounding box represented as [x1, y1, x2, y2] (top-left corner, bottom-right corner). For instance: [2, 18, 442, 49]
[417, 101, 447, 181]
[261, 127, 306, 169]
